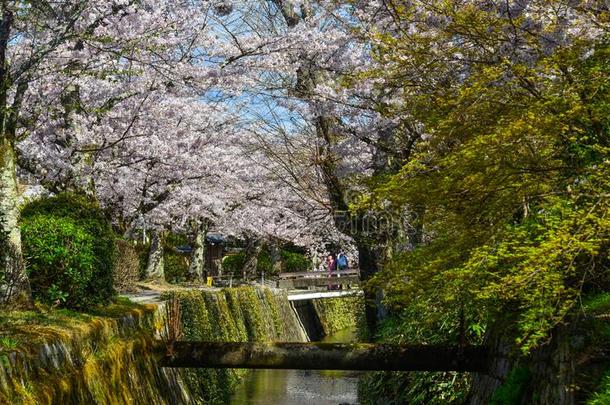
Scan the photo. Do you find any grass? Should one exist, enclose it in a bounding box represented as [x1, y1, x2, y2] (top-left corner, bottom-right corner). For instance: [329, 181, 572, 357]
[581, 292, 610, 404]
[490, 367, 531, 405]
[588, 372, 610, 405]
[583, 292, 610, 314]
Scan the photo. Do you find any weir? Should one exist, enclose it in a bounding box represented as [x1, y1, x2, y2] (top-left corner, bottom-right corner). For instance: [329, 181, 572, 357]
[159, 290, 489, 374]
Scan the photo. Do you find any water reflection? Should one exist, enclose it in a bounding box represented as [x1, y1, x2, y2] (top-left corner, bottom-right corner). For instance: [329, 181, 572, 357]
[230, 329, 361, 405]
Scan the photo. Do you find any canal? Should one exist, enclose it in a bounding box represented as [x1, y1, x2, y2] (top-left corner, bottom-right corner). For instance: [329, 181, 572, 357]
[230, 328, 361, 405]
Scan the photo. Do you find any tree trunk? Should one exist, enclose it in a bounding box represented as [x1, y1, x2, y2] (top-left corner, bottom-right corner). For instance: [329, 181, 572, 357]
[188, 219, 209, 281]
[467, 319, 518, 405]
[0, 136, 32, 307]
[270, 0, 400, 339]
[270, 240, 282, 274]
[145, 231, 165, 280]
[242, 235, 262, 280]
[160, 341, 488, 372]
[0, 7, 32, 308]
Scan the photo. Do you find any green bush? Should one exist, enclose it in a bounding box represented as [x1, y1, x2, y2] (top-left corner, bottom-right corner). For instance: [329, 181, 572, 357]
[490, 367, 531, 405]
[257, 249, 272, 275]
[222, 252, 245, 276]
[164, 252, 189, 283]
[281, 251, 310, 273]
[222, 250, 273, 276]
[21, 194, 116, 309]
[163, 232, 190, 283]
[589, 371, 610, 405]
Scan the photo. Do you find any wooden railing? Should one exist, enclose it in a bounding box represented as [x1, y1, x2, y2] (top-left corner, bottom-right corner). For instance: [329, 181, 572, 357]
[278, 268, 361, 289]
[278, 268, 360, 280]
[204, 268, 361, 289]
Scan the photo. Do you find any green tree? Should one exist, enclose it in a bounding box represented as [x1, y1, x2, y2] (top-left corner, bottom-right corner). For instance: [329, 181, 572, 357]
[360, 0, 610, 352]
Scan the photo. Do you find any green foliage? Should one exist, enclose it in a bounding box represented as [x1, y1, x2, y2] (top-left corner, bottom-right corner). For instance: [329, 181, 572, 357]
[163, 232, 190, 283]
[164, 252, 189, 283]
[589, 372, 610, 405]
[359, 301, 482, 404]
[221, 250, 273, 276]
[256, 249, 272, 275]
[166, 287, 303, 403]
[222, 252, 245, 275]
[490, 368, 532, 405]
[0, 336, 18, 351]
[584, 293, 610, 314]
[281, 250, 311, 273]
[362, 13, 610, 353]
[359, 369, 470, 405]
[21, 194, 115, 309]
[22, 215, 96, 307]
[222, 248, 309, 276]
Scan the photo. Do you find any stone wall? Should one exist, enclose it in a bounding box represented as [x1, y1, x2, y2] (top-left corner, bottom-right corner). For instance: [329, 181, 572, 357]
[0, 287, 309, 404]
[0, 303, 193, 404]
[163, 287, 309, 403]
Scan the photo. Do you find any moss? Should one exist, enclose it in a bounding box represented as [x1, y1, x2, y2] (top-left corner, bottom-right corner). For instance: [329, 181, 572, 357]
[164, 286, 308, 403]
[584, 292, 610, 314]
[0, 287, 308, 404]
[0, 298, 194, 404]
[312, 295, 364, 336]
[264, 289, 284, 339]
[490, 367, 532, 405]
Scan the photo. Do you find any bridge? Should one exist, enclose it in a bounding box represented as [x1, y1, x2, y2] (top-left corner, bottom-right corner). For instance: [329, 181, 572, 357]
[277, 268, 360, 289]
[205, 268, 362, 292]
[286, 289, 362, 301]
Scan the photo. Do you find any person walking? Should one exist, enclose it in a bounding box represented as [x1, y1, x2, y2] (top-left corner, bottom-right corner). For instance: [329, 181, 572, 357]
[312, 254, 321, 272]
[336, 251, 348, 290]
[337, 251, 348, 270]
[327, 254, 336, 290]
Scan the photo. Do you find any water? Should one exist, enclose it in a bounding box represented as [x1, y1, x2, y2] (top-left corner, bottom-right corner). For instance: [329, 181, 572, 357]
[230, 329, 361, 405]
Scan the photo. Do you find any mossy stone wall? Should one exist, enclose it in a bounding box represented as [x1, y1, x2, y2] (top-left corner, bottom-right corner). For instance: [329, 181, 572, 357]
[164, 287, 308, 403]
[311, 295, 364, 336]
[0, 304, 194, 404]
[0, 287, 309, 404]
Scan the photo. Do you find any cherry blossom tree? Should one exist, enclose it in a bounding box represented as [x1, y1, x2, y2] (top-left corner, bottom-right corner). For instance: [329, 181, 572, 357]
[0, 0, 235, 304]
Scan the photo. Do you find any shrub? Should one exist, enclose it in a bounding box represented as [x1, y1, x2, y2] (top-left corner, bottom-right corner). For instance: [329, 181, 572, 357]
[21, 194, 115, 309]
[222, 250, 273, 276]
[165, 252, 190, 283]
[281, 250, 310, 273]
[222, 252, 245, 276]
[257, 249, 272, 275]
[163, 232, 190, 283]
